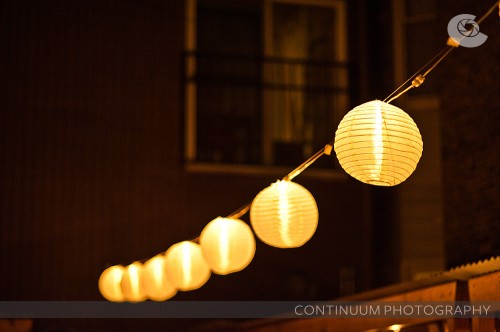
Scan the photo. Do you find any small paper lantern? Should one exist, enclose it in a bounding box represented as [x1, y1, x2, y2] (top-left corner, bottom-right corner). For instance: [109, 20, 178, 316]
[250, 180, 318, 248]
[164, 241, 211, 291]
[142, 255, 177, 301]
[334, 100, 423, 186]
[121, 262, 146, 302]
[200, 217, 256, 275]
[98, 265, 125, 302]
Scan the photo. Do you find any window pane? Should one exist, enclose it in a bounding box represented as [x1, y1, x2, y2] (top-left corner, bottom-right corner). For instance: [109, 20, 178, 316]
[196, 0, 262, 164]
[192, 0, 348, 167]
[270, 3, 346, 166]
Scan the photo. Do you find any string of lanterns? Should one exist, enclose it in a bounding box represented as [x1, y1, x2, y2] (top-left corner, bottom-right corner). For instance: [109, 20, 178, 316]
[98, 1, 498, 302]
[99, 100, 423, 302]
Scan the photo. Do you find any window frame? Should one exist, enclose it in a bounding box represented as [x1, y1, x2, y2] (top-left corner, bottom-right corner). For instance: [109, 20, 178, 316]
[184, 0, 348, 178]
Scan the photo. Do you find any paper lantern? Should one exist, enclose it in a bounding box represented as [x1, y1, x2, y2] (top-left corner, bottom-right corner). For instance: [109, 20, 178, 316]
[98, 265, 125, 302]
[142, 255, 177, 301]
[200, 217, 256, 275]
[121, 262, 146, 302]
[164, 241, 211, 291]
[334, 100, 423, 186]
[250, 180, 318, 248]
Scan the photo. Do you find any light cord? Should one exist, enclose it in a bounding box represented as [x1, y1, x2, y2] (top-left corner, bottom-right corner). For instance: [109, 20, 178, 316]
[385, 0, 499, 103]
[105, 0, 499, 270]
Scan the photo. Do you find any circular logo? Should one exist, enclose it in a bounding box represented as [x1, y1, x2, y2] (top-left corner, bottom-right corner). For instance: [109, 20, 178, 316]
[447, 14, 488, 48]
[457, 19, 480, 37]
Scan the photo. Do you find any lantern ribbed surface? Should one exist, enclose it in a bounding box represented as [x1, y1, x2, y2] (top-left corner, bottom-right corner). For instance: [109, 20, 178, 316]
[200, 217, 256, 275]
[121, 262, 146, 302]
[334, 100, 423, 186]
[142, 255, 177, 301]
[98, 265, 125, 302]
[250, 180, 318, 248]
[164, 241, 211, 291]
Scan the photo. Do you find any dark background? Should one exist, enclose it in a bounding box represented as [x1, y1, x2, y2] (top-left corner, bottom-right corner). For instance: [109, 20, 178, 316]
[0, 0, 498, 330]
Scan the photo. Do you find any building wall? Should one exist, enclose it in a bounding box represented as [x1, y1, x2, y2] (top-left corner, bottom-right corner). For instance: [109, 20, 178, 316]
[391, 0, 446, 282]
[0, 0, 372, 302]
[1, 2, 497, 331]
[439, 0, 500, 268]
[0, 0, 186, 300]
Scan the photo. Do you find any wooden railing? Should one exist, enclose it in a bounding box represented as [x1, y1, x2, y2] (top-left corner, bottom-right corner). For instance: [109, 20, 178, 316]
[201, 270, 499, 332]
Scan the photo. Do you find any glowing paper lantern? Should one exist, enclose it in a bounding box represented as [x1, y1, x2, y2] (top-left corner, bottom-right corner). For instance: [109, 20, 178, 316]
[200, 217, 256, 275]
[121, 262, 146, 302]
[250, 180, 318, 248]
[334, 100, 423, 186]
[164, 241, 211, 291]
[98, 265, 125, 302]
[142, 255, 177, 301]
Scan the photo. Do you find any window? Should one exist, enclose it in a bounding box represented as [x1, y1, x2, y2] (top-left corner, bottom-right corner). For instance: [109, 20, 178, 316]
[184, 0, 348, 168]
[393, 0, 441, 96]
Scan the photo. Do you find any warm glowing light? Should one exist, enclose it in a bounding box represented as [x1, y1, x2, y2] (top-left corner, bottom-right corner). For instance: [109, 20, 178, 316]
[388, 324, 403, 332]
[373, 102, 384, 178]
[142, 255, 177, 301]
[250, 180, 318, 248]
[182, 244, 192, 286]
[164, 241, 211, 291]
[277, 183, 292, 244]
[98, 265, 125, 302]
[334, 100, 423, 186]
[121, 262, 146, 302]
[200, 217, 256, 275]
[220, 221, 229, 270]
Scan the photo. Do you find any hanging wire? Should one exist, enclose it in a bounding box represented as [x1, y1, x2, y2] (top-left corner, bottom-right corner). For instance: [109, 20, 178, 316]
[384, 44, 457, 103]
[384, 0, 499, 103]
[421, 46, 454, 78]
[107, 0, 499, 270]
[385, 45, 453, 104]
[383, 45, 453, 103]
[193, 0, 500, 248]
[227, 202, 251, 219]
[225, 140, 334, 220]
[283, 140, 334, 181]
[476, 0, 500, 24]
[113, 141, 334, 265]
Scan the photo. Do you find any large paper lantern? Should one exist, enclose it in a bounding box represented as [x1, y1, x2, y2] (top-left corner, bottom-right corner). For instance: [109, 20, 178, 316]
[121, 262, 146, 302]
[98, 265, 125, 302]
[250, 180, 318, 248]
[142, 255, 177, 301]
[164, 241, 211, 291]
[200, 217, 256, 275]
[334, 100, 423, 186]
